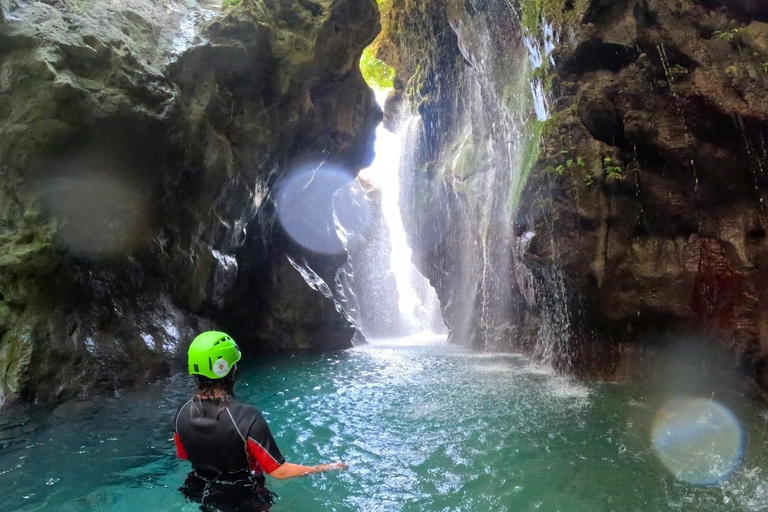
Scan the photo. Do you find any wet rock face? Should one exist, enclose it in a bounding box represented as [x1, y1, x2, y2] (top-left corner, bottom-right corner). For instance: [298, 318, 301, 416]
[0, 0, 380, 405]
[385, 0, 768, 393]
[518, 0, 768, 387]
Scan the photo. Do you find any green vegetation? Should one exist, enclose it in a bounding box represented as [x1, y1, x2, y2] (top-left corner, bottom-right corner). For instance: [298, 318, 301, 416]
[360, 0, 395, 90]
[713, 24, 741, 43]
[577, 157, 593, 185]
[603, 157, 623, 179]
[531, 63, 558, 95]
[548, 164, 565, 176]
[375, 0, 392, 17]
[521, 0, 590, 31]
[508, 119, 544, 211]
[546, 149, 587, 179]
[360, 47, 395, 90]
[222, 0, 242, 9]
[507, 102, 583, 211]
[668, 64, 689, 83]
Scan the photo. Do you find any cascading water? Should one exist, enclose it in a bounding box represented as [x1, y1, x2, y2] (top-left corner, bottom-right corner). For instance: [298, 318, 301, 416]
[393, 1, 573, 361]
[357, 94, 445, 336]
[336, 93, 446, 339]
[272, 94, 447, 343]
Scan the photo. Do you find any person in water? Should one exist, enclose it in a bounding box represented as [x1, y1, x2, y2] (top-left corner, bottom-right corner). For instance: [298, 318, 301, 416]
[173, 331, 347, 511]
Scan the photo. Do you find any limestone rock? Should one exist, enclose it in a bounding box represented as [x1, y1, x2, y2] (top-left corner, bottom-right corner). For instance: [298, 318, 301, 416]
[384, 0, 768, 395]
[0, 0, 380, 405]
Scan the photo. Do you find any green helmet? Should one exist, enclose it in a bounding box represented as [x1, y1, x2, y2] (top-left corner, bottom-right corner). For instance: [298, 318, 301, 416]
[188, 331, 242, 379]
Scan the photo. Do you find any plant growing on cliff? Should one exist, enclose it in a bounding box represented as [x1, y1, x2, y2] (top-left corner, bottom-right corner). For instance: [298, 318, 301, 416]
[603, 157, 623, 179]
[360, 47, 395, 90]
[360, 0, 395, 91]
[521, 0, 589, 31]
[667, 64, 689, 83]
[713, 25, 741, 43]
[222, 0, 242, 8]
[576, 156, 593, 185]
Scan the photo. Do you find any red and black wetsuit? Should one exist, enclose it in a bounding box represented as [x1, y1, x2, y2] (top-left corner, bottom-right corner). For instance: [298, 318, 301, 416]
[173, 397, 286, 511]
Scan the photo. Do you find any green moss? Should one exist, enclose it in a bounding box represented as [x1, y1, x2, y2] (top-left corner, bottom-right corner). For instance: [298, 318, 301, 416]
[222, 0, 242, 9]
[364, 0, 394, 73]
[521, 0, 590, 31]
[668, 64, 689, 83]
[508, 119, 544, 212]
[0, 302, 10, 333]
[69, 0, 92, 15]
[531, 63, 558, 93]
[0, 329, 31, 398]
[375, 0, 392, 16]
[360, 47, 395, 90]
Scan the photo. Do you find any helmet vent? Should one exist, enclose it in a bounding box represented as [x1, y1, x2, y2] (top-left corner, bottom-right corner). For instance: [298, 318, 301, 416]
[194, 364, 199, 372]
[208, 358, 213, 371]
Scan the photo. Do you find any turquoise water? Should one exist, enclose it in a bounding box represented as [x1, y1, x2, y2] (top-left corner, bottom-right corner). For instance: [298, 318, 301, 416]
[2, 335, 768, 511]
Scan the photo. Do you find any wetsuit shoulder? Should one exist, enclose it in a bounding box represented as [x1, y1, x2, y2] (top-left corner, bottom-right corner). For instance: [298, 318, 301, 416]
[173, 398, 194, 433]
[224, 401, 285, 473]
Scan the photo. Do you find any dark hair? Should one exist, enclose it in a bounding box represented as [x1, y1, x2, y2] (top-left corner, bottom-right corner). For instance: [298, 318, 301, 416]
[193, 366, 237, 407]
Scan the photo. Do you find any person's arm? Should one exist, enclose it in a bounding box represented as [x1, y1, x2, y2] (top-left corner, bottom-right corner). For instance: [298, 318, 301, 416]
[267, 461, 347, 480]
[246, 411, 347, 479]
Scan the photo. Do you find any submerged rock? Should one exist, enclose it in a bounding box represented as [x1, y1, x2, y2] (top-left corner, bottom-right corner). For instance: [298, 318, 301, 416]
[0, 0, 380, 405]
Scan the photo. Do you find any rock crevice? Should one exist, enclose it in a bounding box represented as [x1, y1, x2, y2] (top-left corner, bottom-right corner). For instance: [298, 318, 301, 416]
[0, 0, 381, 405]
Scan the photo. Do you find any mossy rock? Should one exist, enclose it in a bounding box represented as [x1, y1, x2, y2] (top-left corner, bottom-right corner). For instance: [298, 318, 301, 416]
[0, 329, 31, 401]
[0, 302, 11, 332]
[521, 0, 590, 31]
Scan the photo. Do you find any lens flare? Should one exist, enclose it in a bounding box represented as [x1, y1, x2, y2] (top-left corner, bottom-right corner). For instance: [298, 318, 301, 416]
[38, 171, 151, 257]
[651, 397, 744, 486]
[276, 163, 359, 255]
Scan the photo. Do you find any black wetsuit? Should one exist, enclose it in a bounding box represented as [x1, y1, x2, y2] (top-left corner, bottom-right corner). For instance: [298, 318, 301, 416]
[173, 397, 286, 511]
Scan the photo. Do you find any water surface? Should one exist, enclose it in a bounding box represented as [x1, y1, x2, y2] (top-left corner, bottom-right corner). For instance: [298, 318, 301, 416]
[2, 335, 768, 511]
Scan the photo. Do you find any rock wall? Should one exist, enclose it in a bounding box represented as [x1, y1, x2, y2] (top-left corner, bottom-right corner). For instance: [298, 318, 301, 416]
[0, 0, 380, 405]
[383, 0, 768, 393]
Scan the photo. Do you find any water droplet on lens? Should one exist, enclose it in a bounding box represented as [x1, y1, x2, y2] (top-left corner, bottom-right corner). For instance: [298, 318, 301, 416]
[652, 398, 744, 486]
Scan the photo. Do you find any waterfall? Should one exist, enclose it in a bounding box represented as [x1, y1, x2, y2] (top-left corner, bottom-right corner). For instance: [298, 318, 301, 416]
[364, 101, 444, 335]
[276, 93, 446, 343]
[390, 1, 574, 360]
[337, 93, 446, 339]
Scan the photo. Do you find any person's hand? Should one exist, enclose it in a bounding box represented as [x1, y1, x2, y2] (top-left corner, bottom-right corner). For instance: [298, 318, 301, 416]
[323, 462, 348, 472]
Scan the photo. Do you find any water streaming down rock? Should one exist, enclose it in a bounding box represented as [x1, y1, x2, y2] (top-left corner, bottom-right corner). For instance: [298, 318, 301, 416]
[377, 0, 768, 389]
[385, 1, 572, 361]
[334, 95, 446, 339]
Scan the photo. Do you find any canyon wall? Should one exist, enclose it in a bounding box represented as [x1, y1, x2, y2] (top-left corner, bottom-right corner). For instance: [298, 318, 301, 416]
[0, 0, 380, 404]
[381, 0, 768, 393]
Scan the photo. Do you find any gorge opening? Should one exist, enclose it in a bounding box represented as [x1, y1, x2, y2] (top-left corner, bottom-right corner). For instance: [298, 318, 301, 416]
[2, 0, 768, 510]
